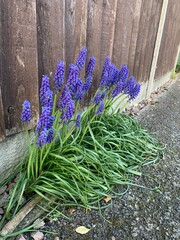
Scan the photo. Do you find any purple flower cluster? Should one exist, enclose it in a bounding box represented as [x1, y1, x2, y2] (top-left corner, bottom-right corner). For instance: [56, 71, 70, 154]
[40, 75, 50, 105]
[96, 101, 104, 116]
[123, 76, 136, 95]
[43, 89, 53, 109]
[130, 83, 141, 100]
[76, 114, 81, 127]
[102, 56, 111, 76]
[100, 57, 122, 89]
[58, 87, 75, 123]
[93, 90, 106, 105]
[21, 48, 141, 148]
[75, 47, 87, 71]
[36, 106, 55, 147]
[82, 76, 93, 92]
[123, 76, 141, 100]
[85, 56, 96, 78]
[54, 61, 65, 93]
[118, 64, 129, 82]
[112, 81, 123, 98]
[67, 64, 82, 100]
[21, 100, 31, 122]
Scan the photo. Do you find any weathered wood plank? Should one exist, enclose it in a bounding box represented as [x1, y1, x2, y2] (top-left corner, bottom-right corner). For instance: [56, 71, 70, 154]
[85, 0, 104, 104]
[36, 0, 66, 81]
[65, 0, 88, 76]
[0, 91, 5, 141]
[0, 86, 5, 141]
[85, 0, 117, 104]
[133, 0, 152, 82]
[140, 0, 162, 83]
[100, 0, 117, 63]
[127, 0, 142, 77]
[155, 0, 180, 79]
[0, 0, 5, 141]
[112, 0, 136, 72]
[1, 0, 39, 136]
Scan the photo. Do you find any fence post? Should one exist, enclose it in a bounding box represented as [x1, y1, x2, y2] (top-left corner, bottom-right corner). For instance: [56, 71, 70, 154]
[146, 0, 169, 98]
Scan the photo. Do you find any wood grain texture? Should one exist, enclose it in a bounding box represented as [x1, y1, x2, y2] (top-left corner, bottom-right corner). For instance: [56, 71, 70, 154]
[155, 0, 180, 79]
[86, 0, 103, 93]
[85, 0, 117, 103]
[0, 0, 5, 141]
[0, 88, 5, 141]
[1, 0, 39, 136]
[112, 0, 136, 72]
[127, 0, 142, 77]
[37, 0, 66, 81]
[133, 0, 163, 83]
[65, 0, 88, 76]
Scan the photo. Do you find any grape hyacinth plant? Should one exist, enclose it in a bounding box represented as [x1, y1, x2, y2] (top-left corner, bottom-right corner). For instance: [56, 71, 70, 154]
[1, 47, 163, 237]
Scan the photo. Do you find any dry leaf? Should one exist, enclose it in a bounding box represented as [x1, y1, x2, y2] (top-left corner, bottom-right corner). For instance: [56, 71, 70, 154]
[33, 218, 45, 229]
[104, 196, 112, 203]
[75, 226, 91, 234]
[68, 208, 76, 214]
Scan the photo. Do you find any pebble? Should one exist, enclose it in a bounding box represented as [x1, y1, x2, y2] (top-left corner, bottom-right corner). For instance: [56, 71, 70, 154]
[16, 234, 26, 240]
[0, 185, 7, 195]
[0, 207, 4, 214]
[31, 231, 44, 240]
[54, 237, 60, 240]
[0, 192, 10, 208]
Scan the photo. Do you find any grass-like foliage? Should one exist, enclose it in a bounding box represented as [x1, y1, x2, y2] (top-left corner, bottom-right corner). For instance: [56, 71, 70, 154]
[0, 48, 163, 236]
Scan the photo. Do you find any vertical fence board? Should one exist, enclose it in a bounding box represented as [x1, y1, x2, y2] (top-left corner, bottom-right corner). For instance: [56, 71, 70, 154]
[1, 0, 39, 135]
[155, 0, 180, 79]
[83, 0, 103, 103]
[133, 0, 161, 82]
[0, 89, 5, 141]
[65, 0, 88, 76]
[127, 0, 142, 77]
[36, 0, 66, 81]
[142, 0, 162, 82]
[0, 0, 5, 140]
[99, 0, 117, 62]
[112, 0, 136, 71]
[86, 0, 117, 102]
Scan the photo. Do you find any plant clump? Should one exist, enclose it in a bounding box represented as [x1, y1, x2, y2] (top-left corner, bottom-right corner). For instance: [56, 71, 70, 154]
[0, 47, 163, 238]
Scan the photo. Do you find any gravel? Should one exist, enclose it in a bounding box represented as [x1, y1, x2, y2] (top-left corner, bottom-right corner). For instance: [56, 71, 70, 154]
[33, 79, 180, 239]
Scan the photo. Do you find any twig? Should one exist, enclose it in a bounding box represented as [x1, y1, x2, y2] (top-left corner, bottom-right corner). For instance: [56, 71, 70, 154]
[0, 195, 42, 239]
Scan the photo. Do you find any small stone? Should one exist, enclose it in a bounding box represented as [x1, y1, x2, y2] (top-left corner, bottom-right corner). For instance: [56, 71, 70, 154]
[33, 218, 45, 229]
[112, 236, 116, 240]
[0, 185, 7, 195]
[0, 192, 10, 208]
[132, 107, 139, 115]
[138, 103, 145, 109]
[132, 232, 138, 237]
[16, 234, 26, 240]
[31, 231, 44, 240]
[54, 237, 60, 240]
[14, 173, 20, 183]
[0, 207, 4, 214]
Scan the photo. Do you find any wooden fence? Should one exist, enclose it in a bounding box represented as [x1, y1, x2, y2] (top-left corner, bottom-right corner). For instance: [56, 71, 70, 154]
[0, 0, 180, 141]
